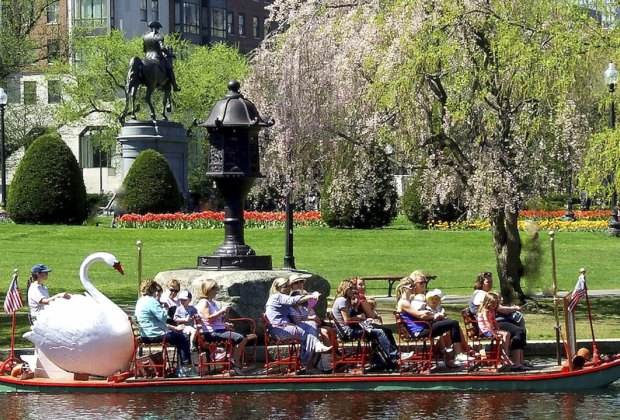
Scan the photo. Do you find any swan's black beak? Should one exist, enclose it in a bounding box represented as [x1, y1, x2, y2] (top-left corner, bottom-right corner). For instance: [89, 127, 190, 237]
[113, 261, 125, 275]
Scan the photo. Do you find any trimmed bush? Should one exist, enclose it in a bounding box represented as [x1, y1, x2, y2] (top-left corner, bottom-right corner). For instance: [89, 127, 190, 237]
[401, 177, 430, 227]
[7, 133, 88, 224]
[320, 142, 397, 228]
[121, 149, 182, 214]
[401, 173, 465, 226]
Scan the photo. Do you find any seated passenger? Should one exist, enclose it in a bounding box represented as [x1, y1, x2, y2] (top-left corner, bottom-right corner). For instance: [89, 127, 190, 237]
[331, 280, 400, 369]
[173, 290, 198, 351]
[195, 279, 253, 375]
[426, 289, 445, 319]
[469, 271, 527, 367]
[159, 278, 180, 325]
[27, 264, 71, 325]
[265, 277, 331, 373]
[395, 271, 468, 367]
[289, 272, 333, 347]
[364, 298, 383, 324]
[477, 291, 513, 366]
[352, 278, 397, 349]
[134, 279, 196, 377]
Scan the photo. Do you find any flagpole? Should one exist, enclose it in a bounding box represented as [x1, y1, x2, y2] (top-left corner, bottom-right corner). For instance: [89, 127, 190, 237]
[1, 269, 21, 375]
[581, 268, 600, 364]
[549, 231, 562, 365]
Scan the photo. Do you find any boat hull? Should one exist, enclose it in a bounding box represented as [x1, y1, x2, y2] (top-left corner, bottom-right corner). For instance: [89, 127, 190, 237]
[1, 357, 619, 394]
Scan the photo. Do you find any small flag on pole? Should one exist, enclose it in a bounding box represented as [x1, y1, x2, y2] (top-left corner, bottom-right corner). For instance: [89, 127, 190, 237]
[568, 273, 586, 312]
[3, 271, 23, 314]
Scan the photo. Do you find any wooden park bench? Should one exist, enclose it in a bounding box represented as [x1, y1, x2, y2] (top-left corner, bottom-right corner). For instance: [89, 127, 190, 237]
[358, 274, 437, 297]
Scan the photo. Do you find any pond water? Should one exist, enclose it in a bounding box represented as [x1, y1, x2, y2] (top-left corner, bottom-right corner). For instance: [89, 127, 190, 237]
[1, 383, 619, 420]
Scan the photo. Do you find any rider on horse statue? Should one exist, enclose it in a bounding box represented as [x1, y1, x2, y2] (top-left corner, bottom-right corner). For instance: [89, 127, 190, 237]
[126, 21, 180, 120]
[143, 21, 180, 92]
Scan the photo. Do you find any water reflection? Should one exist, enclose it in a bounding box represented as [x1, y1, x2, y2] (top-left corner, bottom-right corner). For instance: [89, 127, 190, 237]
[0, 383, 618, 419]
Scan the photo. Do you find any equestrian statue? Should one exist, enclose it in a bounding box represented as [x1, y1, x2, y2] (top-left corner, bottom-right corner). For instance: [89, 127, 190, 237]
[126, 21, 181, 121]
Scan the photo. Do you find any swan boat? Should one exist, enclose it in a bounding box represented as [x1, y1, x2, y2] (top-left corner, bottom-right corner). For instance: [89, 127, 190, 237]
[1, 256, 619, 393]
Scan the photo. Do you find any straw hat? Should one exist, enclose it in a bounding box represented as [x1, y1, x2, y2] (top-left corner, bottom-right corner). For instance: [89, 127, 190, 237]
[289, 273, 311, 284]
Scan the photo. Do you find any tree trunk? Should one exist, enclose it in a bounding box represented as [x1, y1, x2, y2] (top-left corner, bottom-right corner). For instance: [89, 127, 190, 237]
[489, 209, 526, 304]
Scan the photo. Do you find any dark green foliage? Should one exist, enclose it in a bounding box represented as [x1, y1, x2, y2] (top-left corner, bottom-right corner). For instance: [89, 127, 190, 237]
[401, 173, 465, 226]
[320, 142, 398, 228]
[187, 134, 223, 211]
[121, 149, 182, 214]
[7, 133, 88, 224]
[401, 177, 430, 227]
[524, 194, 579, 211]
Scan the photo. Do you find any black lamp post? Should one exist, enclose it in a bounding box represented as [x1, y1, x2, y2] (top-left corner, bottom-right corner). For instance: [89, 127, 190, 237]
[604, 62, 620, 236]
[195, 81, 275, 270]
[283, 190, 296, 269]
[0, 87, 8, 210]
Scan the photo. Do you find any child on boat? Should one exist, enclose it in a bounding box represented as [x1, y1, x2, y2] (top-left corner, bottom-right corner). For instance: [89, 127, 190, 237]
[174, 290, 198, 351]
[477, 291, 512, 366]
[364, 298, 383, 324]
[425, 289, 445, 320]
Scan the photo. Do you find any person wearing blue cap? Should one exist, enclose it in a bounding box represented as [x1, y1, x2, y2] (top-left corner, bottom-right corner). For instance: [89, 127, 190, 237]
[27, 264, 71, 324]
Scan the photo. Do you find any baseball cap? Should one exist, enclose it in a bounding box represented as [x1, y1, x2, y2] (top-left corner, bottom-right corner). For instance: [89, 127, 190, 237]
[31, 264, 52, 275]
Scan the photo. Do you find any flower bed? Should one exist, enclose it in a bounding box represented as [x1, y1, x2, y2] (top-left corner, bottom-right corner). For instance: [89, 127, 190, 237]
[430, 210, 609, 232]
[115, 211, 325, 229]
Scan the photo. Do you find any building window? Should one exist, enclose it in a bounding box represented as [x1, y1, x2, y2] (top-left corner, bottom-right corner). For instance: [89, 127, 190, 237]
[252, 16, 259, 38]
[238, 14, 245, 36]
[227, 12, 234, 34]
[47, 39, 60, 63]
[212, 8, 226, 38]
[80, 127, 113, 169]
[184, 1, 200, 34]
[140, 0, 147, 21]
[23, 81, 37, 105]
[73, 0, 109, 29]
[151, 0, 159, 22]
[48, 80, 61, 104]
[174, 1, 181, 32]
[47, 2, 60, 24]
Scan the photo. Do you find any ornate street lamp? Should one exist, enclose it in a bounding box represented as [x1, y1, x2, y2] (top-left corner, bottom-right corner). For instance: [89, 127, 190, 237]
[0, 87, 8, 210]
[604, 62, 620, 236]
[196, 81, 275, 270]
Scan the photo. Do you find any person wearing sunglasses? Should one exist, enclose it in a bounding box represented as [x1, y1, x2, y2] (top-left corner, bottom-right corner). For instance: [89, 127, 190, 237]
[265, 277, 332, 373]
[159, 279, 181, 324]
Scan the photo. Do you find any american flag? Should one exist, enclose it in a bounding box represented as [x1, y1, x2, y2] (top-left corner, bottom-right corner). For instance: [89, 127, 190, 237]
[3, 272, 23, 314]
[568, 274, 587, 312]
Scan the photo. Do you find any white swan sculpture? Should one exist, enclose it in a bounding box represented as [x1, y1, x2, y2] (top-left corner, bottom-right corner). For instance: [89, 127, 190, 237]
[23, 252, 134, 377]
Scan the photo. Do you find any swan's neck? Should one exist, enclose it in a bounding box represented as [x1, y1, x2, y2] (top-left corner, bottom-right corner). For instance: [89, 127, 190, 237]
[79, 255, 117, 310]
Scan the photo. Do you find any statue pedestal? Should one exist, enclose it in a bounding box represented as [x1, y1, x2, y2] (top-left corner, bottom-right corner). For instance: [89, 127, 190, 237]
[118, 120, 189, 197]
[154, 269, 331, 335]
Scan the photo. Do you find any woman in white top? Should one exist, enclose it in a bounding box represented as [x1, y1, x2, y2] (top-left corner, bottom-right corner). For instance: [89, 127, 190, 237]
[27, 264, 70, 324]
[195, 279, 252, 375]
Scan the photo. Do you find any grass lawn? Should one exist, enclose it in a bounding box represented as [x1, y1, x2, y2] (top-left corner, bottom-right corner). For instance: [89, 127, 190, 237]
[1, 216, 620, 347]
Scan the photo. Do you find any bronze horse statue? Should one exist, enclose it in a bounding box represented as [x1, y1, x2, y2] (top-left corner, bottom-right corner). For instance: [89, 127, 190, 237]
[126, 21, 180, 121]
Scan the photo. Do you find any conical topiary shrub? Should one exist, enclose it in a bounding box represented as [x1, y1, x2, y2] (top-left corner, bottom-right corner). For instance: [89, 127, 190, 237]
[121, 149, 182, 214]
[7, 133, 88, 224]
